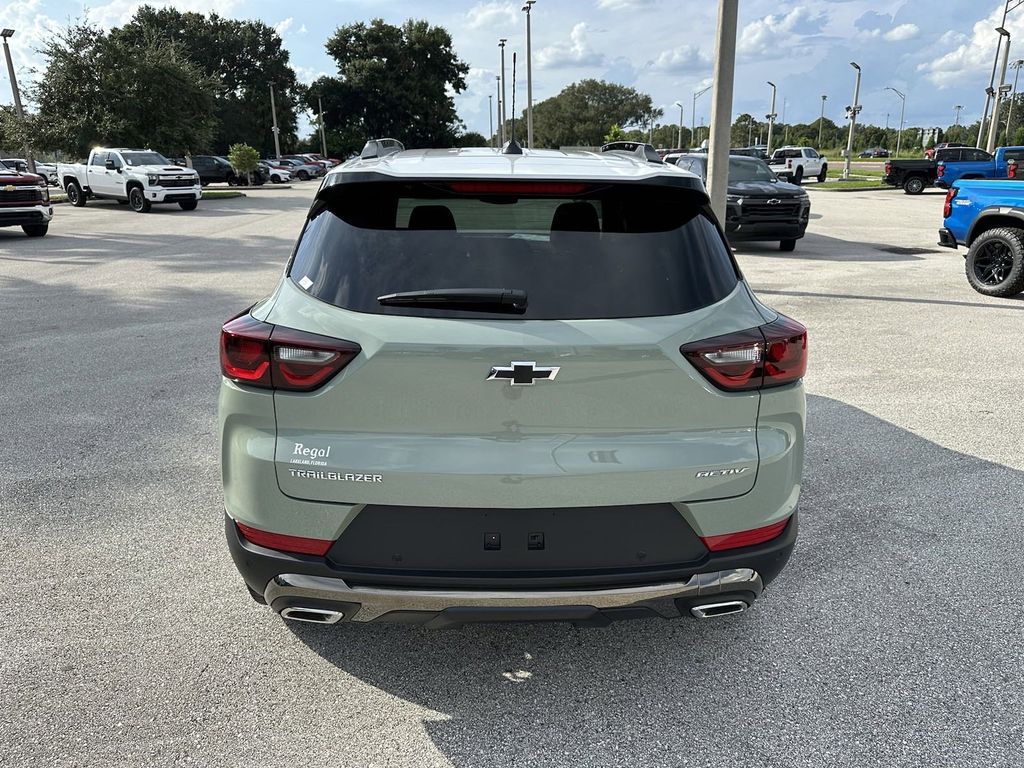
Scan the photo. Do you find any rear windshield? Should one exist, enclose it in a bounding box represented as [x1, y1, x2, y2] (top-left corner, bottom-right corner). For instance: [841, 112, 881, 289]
[288, 182, 738, 320]
[771, 149, 802, 160]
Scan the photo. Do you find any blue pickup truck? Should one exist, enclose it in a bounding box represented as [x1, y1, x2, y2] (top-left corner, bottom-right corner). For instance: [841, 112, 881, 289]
[938, 179, 1024, 297]
[935, 145, 1024, 188]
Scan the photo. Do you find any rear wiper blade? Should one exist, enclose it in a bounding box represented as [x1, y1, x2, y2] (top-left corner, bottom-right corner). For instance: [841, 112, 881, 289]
[377, 288, 528, 313]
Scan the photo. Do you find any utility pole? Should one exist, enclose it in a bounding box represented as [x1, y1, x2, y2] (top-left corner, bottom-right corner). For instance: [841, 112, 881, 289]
[706, 0, 738, 224]
[843, 62, 862, 180]
[499, 39, 508, 145]
[269, 83, 282, 159]
[886, 87, 906, 159]
[765, 81, 777, 155]
[692, 84, 711, 149]
[489, 94, 495, 148]
[988, 29, 1012, 153]
[495, 76, 502, 145]
[523, 1, 535, 148]
[818, 94, 827, 149]
[1007, 60, 1024, 144]
[317, 97, 327, 157]
[674, 101, 684, 148]
[1, 29, 34, 174]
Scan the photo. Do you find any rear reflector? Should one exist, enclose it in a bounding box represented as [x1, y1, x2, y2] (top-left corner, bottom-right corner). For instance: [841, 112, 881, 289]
[220, 311, 360, 392]
[700, 517, 790, 552]
[446, 181, 593, 195]
[236, 521, 333, 556]
[680, 314, 807, 392]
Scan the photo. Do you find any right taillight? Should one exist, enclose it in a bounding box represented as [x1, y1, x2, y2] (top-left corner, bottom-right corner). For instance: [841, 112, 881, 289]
[884, 162, 892, 176]
[680, 315, 807, 392]
[1009, 161, 1018, 179]
[937, 162, 945, 178]
[943, 187, 958, 218]
[220, 312, 360, 392]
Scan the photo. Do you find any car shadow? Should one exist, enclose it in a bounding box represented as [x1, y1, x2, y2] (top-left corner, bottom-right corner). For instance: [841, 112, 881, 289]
[283, 394, 1024, 766]
[732, 231, 938, 261]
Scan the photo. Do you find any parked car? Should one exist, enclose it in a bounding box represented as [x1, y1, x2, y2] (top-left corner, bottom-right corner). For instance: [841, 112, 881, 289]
[274, 158, 323, 181]
[858, 147, 890, 158]
[1, 158, 58, 186]
[935, 145, 1024, 188]
[767, 146, 828, 184]
[938, 179, 1024, 297]
[258, 161, 291, 184]
[883, 147, 984, 194]
[672, 153, 811, 251]
[191, 155, 238, 186]
[57, 148, 201, 212]
[925, 142, 970, 160]
[0, 158, 53, 236]
[219, 138, 806, 627]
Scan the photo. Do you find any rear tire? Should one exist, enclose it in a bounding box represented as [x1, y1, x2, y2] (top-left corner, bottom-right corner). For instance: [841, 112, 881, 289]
[779, 239, 797, 252]
[298, 170, 310, 181]
[22, 223, 48, 237]
[965, 227, 1024, 297]
[178, 199, 198, 211]
[903, 176, 925, 195]
[128, 185, 151, 213]
[791, 167, 803, 184]
[817, 164, 827, 183]
[65, 180, 86, 207]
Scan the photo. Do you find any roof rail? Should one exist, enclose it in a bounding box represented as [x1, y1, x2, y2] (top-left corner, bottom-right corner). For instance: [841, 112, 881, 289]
[599, 141, 663, 164]
[360, 138, 405, 160]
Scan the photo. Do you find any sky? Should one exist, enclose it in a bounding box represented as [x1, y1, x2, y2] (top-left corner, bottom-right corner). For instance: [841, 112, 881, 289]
[4, 0, 1024, 141]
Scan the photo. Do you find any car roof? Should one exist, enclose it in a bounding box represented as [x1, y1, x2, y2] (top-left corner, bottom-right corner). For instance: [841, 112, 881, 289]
[326, 147, 703, 189]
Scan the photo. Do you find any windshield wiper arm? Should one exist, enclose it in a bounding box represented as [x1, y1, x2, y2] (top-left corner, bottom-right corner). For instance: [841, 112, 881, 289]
[377, 288, 528, 313]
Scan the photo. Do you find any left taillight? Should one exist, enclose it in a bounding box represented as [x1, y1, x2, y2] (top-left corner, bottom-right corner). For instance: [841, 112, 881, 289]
[943, 187, 958, 219]
[236, 521, 333, 556]
[220, 311, 360, 392]
[680, 315, 807, 392]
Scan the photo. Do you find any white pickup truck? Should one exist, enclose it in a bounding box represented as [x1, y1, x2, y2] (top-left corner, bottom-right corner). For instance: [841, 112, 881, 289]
[57, 148, 201, 212]
[767, 146, 828, 184]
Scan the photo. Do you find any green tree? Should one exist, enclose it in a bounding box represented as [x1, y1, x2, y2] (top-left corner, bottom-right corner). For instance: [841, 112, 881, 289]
[604, 124, 627, 143]
[228, 142, 260, 184]
[529, 80, 659, 148]
[30, 21, 217, 157]
[453, 131, 487, 147]
[112, 6, 302, 156]
[307, 19, 469, 157]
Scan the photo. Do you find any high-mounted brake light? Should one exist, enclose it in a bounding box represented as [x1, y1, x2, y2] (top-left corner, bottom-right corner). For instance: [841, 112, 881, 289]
[680, 315, 807, 392]
[700, 517, 790, 552]
[446, 181, 593, 195]
[943, 187, 958, 219]
[236, 521, 333, 556]
[220, 312, 360, 392]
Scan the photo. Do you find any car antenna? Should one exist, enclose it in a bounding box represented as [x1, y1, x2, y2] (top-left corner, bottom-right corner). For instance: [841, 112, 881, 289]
[503, 51, 523, 155]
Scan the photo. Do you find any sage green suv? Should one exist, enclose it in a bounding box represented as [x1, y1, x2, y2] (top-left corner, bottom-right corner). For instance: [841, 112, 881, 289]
[219, 139, 806, 627]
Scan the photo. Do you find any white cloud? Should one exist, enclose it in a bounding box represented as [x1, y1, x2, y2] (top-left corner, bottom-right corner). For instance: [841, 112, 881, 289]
[83, 0, 243, 28]
[298, 24, 307, 35]
[465, 2, 517, 31]
[596, 0, 654, 9]
[274, 17, 293, 36]
[738, 7, 824, 58]
[537, 22, 604, 68]
[294, 66, 328, 85]
[919, 4, 1022, 88]
[884, 23, 919, 42]
[650, 44, 709, 74]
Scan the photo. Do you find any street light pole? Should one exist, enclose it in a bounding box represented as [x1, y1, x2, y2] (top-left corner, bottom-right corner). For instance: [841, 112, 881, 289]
[765, 81, 777, 155]
[1006, 60, 1024, 144]
[522, 1, 535, 148]
[495, 76, 502, 145]
[269, 82, 281, 159]
[978, 1, 1024, 147]
[1, 29, 34, 174]
[674, 101, 684, 148]
[987, 28, 1012, 153]
[499, 39, 508, 146]
[706, 0, 738, 225]
[317, 97, 327, 157]
[954, 104, 963, 127]
[843, 62, 862, 181]
[692, 85, 711, 149]
[488, 94, 494, 148]
[818, 94, 827, 149]
[885, 87, 906, 159]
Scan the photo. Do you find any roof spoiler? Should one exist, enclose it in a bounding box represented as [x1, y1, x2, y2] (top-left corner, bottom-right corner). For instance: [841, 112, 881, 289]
[599, 141, 663, 164]
[360, 138, 405, 159]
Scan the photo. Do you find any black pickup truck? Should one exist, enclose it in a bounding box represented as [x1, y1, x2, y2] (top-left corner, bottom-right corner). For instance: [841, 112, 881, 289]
[883, 147, 992, 194]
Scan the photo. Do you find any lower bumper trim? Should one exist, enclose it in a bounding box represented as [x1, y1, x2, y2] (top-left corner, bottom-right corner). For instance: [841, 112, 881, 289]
[264, 567, 764, 623]
[937, 227, 958, 249]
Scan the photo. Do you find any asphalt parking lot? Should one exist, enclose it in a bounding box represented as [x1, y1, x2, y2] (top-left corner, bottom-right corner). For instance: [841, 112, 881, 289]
[2, 186, 1022, 768]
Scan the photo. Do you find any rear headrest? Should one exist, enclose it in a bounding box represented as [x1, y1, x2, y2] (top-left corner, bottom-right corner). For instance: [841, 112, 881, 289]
[551, 202, 599, 233]
[408, 205, 456, 230]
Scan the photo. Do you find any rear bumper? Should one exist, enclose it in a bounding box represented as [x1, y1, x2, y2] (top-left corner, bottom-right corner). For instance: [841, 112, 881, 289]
[937, 227, 959, 249]
[225, 511, 797, 625]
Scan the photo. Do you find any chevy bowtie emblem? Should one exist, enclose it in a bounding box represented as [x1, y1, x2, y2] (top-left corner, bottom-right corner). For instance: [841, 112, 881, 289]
[767, 198, 781, 205]
[487, 361, 560, 386]
[3, 185, 14, 192]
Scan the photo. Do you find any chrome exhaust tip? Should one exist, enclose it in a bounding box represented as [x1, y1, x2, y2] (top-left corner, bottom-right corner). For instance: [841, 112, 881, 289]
[280, 606, 345, 624]
[689, 600, 748, 619]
